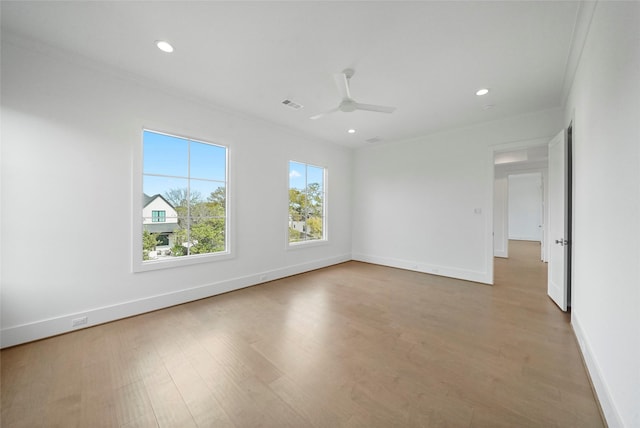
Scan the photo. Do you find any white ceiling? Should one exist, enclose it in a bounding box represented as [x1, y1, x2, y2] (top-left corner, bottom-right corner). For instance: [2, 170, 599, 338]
[1, 1, 580, 147]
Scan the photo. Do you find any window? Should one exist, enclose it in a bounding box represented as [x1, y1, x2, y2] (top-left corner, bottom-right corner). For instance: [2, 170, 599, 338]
[142, 130, 228, 262]
[151, 210, 166, 222]
[289, 161, 326, 244]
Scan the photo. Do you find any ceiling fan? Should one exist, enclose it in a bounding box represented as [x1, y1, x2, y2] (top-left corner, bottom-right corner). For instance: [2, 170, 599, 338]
[309, 69, 396, 120]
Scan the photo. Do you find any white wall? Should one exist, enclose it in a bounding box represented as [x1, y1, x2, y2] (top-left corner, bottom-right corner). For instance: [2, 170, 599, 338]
[507, 172, 542, 241]
[0, 37, 353, 347]
[565, 2, 640, 427]
[352, 109, 561, 284]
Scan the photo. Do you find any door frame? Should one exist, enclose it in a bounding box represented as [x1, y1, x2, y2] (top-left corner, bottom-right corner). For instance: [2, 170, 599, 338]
[566, 122, 573, 308]
[487, 137, 551, 284]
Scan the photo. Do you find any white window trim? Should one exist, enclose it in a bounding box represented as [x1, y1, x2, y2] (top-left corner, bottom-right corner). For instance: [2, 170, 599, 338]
[286, 160, 328, 249]
[287, 238, 329, 250]
[133, 128, 233, 273]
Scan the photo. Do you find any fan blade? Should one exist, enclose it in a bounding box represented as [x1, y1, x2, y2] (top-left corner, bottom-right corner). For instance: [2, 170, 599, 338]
[309, 107, 340, 120]
[333, 73, 352, 100]
[354, 103, 396, 114]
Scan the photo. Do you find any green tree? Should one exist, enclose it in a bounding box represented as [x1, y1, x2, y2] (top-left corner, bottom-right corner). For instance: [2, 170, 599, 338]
[289, 183, 323, 241]
[142, 230, 159, 260]
[289, 227, 303, 242]
[165, 186, 227, 256]
[305, 182, 323, 217]
[171, 228, 188, 256]
[306, 216, 323, 239]
[207, 187, 226, 211]
[190, 218, 226, 254]
[289, 188, 308, 219]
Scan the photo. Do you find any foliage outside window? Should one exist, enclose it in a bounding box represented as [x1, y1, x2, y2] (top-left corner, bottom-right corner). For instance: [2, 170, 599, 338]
[142, 130, 227, 262]
[289, 161, 326, 244]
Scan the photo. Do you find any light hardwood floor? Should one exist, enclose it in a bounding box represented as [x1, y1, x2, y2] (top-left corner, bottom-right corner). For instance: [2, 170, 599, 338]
[1, 241, 604, 427]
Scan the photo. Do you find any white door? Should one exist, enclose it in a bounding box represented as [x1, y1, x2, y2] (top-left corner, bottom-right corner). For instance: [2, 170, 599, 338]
[547, 129, 568, 311]
[507, 173, 543, 241]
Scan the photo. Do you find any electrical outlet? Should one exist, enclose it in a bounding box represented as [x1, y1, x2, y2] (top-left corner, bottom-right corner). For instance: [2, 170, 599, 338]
[260, 275, 267, 281]
[72, 316, 88, 327]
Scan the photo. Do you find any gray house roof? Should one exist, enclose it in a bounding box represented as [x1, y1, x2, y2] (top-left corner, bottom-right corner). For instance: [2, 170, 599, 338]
[143, 193, 176, 209]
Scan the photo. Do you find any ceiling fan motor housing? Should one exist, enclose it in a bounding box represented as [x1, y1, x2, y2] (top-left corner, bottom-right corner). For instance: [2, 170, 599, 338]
[309, 68, 395, 119]
[339, 99, 357, 112]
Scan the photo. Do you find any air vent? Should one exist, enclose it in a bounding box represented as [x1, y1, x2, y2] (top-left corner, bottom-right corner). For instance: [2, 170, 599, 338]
[282, 99, 303, 110]
[365, 137, 382, 144]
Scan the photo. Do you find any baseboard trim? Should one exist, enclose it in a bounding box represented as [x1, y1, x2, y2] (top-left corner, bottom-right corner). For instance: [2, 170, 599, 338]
[0, 254, 351, 348]
[508, 237, 542, 242]
[494, 249, 508, 258]
[572, 314, 623, 428]
[351, 253, 491, 284]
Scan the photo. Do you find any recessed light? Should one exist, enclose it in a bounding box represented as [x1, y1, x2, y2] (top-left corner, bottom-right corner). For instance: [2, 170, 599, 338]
[476, 88, 489, 96]
[347, 129, 356, 134]
[155, 40, 174, 53]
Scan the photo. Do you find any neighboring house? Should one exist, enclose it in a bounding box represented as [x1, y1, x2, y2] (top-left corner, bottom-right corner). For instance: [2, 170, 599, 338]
[143, 194, 179, 257]
[289, 218, 306, 233]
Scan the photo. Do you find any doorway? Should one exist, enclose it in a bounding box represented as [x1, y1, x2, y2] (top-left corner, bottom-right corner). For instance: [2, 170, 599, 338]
[492, 143, 549, 261]
[489, 126, 573, 311]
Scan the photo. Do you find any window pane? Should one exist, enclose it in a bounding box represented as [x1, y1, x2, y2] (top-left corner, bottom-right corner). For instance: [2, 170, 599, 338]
[143, 131, 189, 177]
[307, 165, 324, 191]
[190, 142, 226, 181]
[141, 129, 228, 264]
[289, 161, 306, 190]
[288, 161, 325, 244]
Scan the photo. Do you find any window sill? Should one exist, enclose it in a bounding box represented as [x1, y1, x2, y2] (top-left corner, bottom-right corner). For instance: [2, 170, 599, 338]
[287, 239, 329, 250]
[133, 250, 233, 272]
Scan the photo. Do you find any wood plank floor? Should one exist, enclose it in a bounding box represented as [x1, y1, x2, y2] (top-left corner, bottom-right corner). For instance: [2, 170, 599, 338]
[1, 241, 604, 427]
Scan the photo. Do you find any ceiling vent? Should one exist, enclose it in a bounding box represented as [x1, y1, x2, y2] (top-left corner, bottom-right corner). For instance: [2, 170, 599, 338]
[365, 137, 382, 144]
[282, 99, 303, 110]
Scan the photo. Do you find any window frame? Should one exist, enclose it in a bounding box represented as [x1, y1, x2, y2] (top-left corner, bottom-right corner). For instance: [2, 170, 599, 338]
[287, 160, 328, 248]
[133, 128, 233, 272]
[151, 210, 166, 223]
